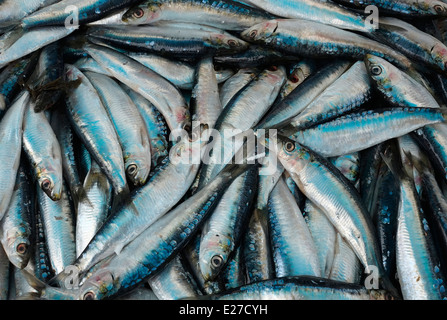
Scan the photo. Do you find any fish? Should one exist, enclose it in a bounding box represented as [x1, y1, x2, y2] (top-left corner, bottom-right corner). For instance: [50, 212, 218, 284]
[0, 165, 33, 270]
[22, 101, 64, 201]
[332, 0, 447, 17]
[259, 132, 400, 297]
[267, 177, 321, 277]
[364, 54, 441, 109]
[21, 0, 143, 29]
[59, 130, 208, 280]
[36, 180, 77, 276]
[148, 255, 203, 300]
[241, 0, 375, 32]
[291, 107, 447, 158]
[84, 44, 191, 134]
[33, 162, 255, 299]
[0, 91, 28, 222]
[122, 0, 276, 31]
[199, 165, 258, 281]
[75, 159, 112, 258]
[85, 71, 152, 186]
[193, 276, 393, 300]
[383, 141, 447, 300]
[241, 19, 415, 72]
[86, 24, 249, 61]
[64, 63, 128, 195]
[190, 57, 223, 130]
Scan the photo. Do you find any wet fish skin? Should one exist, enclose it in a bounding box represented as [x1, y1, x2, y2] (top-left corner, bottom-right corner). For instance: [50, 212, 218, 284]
[30, 42, 65, 112]
[260, 133, 399, 296]
[86, 25, 249, 61]
[256, 60, 351, 130]
[364, 54, 441, 109]
[0, 166, 33, 270]
[84, 44, 191, 134]
[0, 0, 60, 26]
[292, 107, 447, 158]
[148, 255, 203, 300]
[85, 71, 152, 187]
[44, 162, 255, 300]
[219, 68, 259, 109]
[332, 0, 447, 17]
[199, 165, 258, 282]
[241, 0, 374, 32]
[190, 57, 223, 130]
[199, 66, 286, 188]
[75, 159, 112, 258]
[0, 53, 38, 112]
[21, 0, 143, 29]
[121, 85, 169, 169]
[0, 91, 28, 222]
[194, 276, 392, 300]
[278, 59, 317, 101]
[50, 107, 83, 206]
[371, 17, 447, 74]
[386, 142, 447, 300]
[64, 64, 128, 195]
[286, 61, 372, 132]
[122, 0, 276, 31]
[241, 19, 414, 72]
[22, 102, 63, 201]
[37, 181, 76, 276]
[64, 132, 208, 279]
[0, 27, 75, 69]
[267, 178, 321, 278]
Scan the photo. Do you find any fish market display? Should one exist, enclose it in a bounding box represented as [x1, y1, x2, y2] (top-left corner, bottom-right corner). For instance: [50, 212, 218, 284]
[2, 0, 447, 302]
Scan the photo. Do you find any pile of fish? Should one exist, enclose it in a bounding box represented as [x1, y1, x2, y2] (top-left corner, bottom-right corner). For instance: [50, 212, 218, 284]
[2, 0, 447, 301]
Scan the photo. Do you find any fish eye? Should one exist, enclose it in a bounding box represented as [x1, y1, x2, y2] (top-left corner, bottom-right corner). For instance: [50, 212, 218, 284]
[16, 243, 28, 255]
[132, 8, 145, 18]
[290, 74, 300, 83]
[126, 164, 138, 176]
[211, 255, 224, 268]
[284, 142, 296, 152]
[41, 179, 52, 191]
[249, 30, 257, 39]
[83, 291, 96, 300]
[370, 65, 383, 76]
[227, 39, 238, 47]
[434, 4, 445, 13]
[268, 66, 278, 71]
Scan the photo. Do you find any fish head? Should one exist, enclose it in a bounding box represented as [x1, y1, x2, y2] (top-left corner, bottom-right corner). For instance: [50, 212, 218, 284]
[257, 130, 310, 175]
[241, 20, 279, 43]
[430, 42, 447, 72]
[122, 3, 162, 25]
[3, 226, 31, 269]
[199, 233, 232, 281]
[38, 172, 63, 201]
[169, 123, 210, 166]
[364, 54, 394, 88]
[209, 33, 249, 53]
[424, 1, 447, 16]
[125, 158, 151, 187]
[77, 270, 118, 300]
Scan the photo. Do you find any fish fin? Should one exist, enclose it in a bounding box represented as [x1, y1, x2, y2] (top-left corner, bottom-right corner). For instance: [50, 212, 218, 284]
[380, 140, 408, 180]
